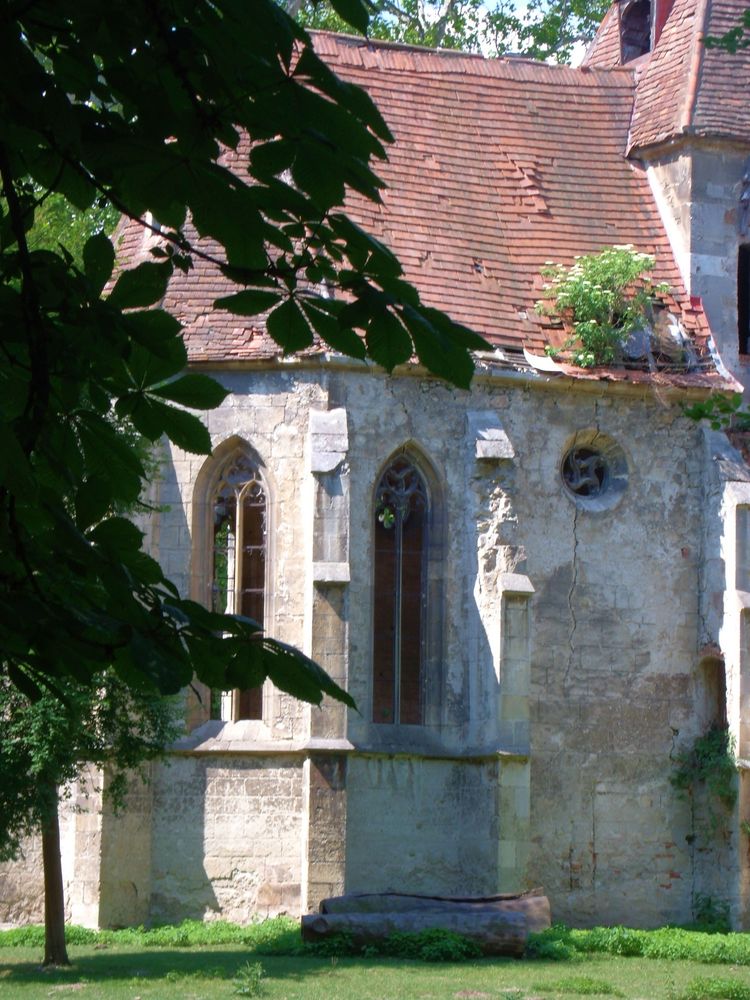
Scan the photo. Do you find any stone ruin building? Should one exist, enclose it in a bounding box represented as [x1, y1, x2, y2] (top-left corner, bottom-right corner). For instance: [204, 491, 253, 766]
[3, 0, 750, 930]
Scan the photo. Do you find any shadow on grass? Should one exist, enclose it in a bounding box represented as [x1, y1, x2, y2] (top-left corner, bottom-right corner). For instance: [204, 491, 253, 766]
[0, 948, 463, 986]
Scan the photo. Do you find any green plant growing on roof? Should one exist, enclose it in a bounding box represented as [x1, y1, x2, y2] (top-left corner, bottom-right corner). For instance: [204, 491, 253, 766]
[536, 245, 668, 368]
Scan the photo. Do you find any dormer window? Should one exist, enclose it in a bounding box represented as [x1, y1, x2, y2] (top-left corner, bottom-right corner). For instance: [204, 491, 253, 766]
[620, 0, 651, 61]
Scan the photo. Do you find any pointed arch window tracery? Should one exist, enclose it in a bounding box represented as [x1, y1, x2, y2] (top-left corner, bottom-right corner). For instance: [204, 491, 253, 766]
[372, 455, 430, 725]
[211, 451, 266, 721]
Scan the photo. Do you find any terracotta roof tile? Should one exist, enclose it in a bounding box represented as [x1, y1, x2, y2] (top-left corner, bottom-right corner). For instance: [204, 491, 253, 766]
[630, 0, 750, 150]
[582, 5, 625, 69]
[115, 29, 716, 379]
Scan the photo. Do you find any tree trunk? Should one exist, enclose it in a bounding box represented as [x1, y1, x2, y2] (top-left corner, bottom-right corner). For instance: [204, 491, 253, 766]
[41, 787, 69, 967]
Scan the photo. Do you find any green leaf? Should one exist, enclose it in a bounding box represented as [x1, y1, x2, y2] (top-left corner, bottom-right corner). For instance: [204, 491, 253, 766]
[366, 309, 413, 371]
[401, 306, 477, 389]
[225, 642, 267, 690]
[0, 426, 34, 496]
[74, 477, 112, 530]
[291, 142, 346, 206]
[150, 374, 229, 409]
[75, 417, 143, 480]
[121, 310, 186, 365]
[157, 404, 212, 454]
[108, 262, 172, 310]
[214, 289, 281, 316]
[90, 516, 144, 554]
[184, 637, 234, 689]
[263, 638, 356, 708]
[127, 398, 212, 454]
[250, 139, 297, 181]
[122, 340, 186, 391]
[327, 0, 370, 35]
[127, 631, 191, 694]
[83, 233, 115, 296]
[266, 298, 314, 353]
[301, 299, 366, 359]
[170, 598, 232, 634]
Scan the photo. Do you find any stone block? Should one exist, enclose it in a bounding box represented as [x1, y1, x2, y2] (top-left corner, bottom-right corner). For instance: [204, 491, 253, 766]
[309, 408, 348, 472]
[467, 410, 515, 460]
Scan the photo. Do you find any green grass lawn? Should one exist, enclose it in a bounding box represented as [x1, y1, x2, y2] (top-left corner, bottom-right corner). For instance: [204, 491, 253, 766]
[4, 921, 750, 1000]
[4, 947, 750, 1000]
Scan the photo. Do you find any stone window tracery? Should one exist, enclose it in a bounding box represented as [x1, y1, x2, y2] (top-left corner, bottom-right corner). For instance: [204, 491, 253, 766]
[210, 451, 266, 721]
[372, 455, 429, 725]
[559, 431, 629, 512]
[561, 446, 608, 498]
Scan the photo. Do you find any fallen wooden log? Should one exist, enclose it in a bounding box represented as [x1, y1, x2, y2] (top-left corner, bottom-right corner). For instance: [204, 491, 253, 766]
[301, 908, 528, 956]
[318, 889, 551, 935]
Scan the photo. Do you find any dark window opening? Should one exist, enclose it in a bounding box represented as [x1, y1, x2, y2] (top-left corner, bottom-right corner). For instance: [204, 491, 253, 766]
[620, 0, 651, 62]
[372, 457, 428, 725]
[699, 656, 728, 731]
[739, 244, 750, 355]
[210, 454, 266, 721]
[561, 446, 609, 498]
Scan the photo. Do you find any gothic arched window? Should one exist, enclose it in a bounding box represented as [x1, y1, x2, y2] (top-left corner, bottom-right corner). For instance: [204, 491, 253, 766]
[211, 451, 267, 721]
[372, 456, 429, 725]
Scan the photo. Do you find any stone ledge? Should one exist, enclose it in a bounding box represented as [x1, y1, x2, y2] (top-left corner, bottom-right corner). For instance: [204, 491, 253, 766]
[313, 561, 350, 583]
[170, 735, 529, 763]
[467, 409, 515, 460]
[499, 572, 535, 596]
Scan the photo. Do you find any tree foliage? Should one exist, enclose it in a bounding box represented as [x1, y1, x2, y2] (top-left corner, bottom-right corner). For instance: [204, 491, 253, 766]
[0, 674, 181, 864]
[295, 0, 609, 63]
[0, 0, 488, 709]
[25, 190, 120, 268]
[536, 246, 667, 367]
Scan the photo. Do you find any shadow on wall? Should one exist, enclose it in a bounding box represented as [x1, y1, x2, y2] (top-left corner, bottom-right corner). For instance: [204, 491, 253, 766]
[148, 756, 220, 923]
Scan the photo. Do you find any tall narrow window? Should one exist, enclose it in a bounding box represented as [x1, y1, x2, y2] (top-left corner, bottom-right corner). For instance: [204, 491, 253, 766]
[738, 244, 750, 355]
[372, 456, 429, 725]
[211, 453, 266, 720]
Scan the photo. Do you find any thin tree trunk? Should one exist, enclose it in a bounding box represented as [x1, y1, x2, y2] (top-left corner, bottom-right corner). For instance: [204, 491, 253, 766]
[41, 787, 69, 966]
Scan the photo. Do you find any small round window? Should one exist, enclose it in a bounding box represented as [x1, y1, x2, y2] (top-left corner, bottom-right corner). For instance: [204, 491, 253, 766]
[562, 447, 608, 498]
[560, 433, 628, 511]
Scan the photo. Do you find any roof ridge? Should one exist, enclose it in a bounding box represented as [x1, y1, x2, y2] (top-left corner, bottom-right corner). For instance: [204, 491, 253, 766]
[308, 28, 491, 59]
[311, 29, 638, 83]
[680, 0, 710, 132]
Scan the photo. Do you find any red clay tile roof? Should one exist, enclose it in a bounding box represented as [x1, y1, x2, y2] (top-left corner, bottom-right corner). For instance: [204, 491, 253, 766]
[115, 27, 721, 378]
[582, 4, 625, 69]
[628, 0, 750, 150]
[692, 0, 750, 140]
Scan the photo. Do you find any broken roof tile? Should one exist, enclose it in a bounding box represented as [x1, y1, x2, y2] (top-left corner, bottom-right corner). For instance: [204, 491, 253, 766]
[113, 15, 739, 384]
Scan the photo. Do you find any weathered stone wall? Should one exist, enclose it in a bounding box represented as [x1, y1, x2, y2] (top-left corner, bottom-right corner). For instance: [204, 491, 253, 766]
[517, 386, 703, 926]
[0, 769, 104, 927]
[0, 364, 716, 930]
[152, 364, 705, 926]
[98, 770, 154, 928]
[699, 430, 750, 927]
[647, 141, 750, 383]
[345, 756, 499, 895]
[148, 753, 305, 923]
[0, 835, 45, 926]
